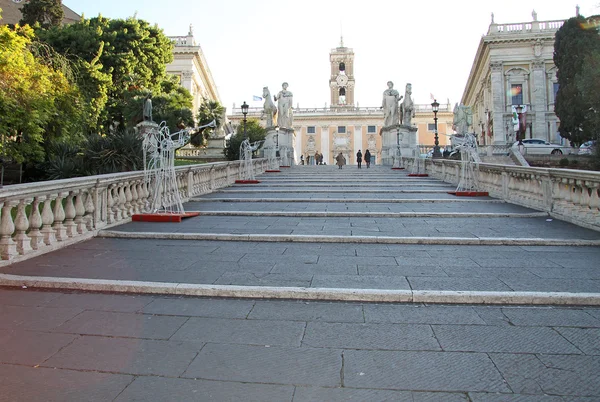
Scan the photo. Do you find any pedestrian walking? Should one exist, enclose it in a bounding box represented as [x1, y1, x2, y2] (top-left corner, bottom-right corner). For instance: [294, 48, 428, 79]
[364, 149, 371, 168]
[336, 152, 345, 169]
[356, 150, 363, 169]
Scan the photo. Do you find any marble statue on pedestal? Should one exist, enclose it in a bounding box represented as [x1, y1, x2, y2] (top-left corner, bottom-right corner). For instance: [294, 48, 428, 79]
[400, 83, 414, 126]
[381, 81, 403, 127]
[143, 94, 153, 121]
[453, 103, 473, 135]
[261, 87, 277, 127]
[274, 82, 293, 128]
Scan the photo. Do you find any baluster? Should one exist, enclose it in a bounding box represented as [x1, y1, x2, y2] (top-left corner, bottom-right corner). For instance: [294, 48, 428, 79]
[63, 191, 77, 238]
[40, 195, 57, 245]
[74, 190, 86, 234]
[52, 192, 68, 241]
[124, 182, 133, 217]
[28, 197, 44, 250]
[590, 186, 600, 226]
[14, 198, 33, 255]
[106, 185, 116, 224]
[84, 190, 95, 231]
[131, 182, 140, 214]
[117, 184, 126, 220]
[0, 201, 18, 260]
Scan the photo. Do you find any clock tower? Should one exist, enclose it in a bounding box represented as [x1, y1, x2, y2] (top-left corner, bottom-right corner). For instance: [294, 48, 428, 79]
[329, 37, 355, 108]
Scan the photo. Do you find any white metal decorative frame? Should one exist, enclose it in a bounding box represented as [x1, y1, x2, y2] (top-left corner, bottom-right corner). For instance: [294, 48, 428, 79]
[239, 139, 264, 181]
[142, 121, 215, 214]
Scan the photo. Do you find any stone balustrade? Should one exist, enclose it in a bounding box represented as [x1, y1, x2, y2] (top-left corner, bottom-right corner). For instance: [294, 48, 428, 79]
[488, 19, 564, 35]
[0, 159, 268, 264]
[406, 158, 600, 231]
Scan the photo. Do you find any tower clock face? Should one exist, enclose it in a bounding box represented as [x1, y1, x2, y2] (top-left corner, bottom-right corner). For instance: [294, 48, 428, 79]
[336, 74, 348, 86]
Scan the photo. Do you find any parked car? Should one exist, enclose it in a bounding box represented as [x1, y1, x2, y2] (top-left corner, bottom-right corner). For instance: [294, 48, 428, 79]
[513, 139, 565, 155]
[578, 140, 597, 156]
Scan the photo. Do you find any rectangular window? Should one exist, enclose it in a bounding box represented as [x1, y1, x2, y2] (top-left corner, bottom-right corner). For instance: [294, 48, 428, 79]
[427, 123, 436, 131]
[307, 126, 316, 134]
[511, 84, 523, 105]
[553, 82, 559, 101]
[367, 125, 376, 133]
[338, 126, 346, 133]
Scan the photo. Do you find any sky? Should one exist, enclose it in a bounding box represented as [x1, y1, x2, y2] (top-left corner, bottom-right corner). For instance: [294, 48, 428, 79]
[64, 0, 599, 111]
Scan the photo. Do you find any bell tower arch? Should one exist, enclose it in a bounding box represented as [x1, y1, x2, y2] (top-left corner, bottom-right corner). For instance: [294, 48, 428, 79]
[329, 37, 355, 108]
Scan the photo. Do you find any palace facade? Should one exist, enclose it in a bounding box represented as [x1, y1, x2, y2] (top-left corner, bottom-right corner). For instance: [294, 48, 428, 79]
[228, 41, 453, 165]
[461, 11, 572, 146]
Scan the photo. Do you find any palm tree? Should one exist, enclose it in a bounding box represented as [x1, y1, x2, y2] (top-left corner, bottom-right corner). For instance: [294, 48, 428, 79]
[192, 99, 225, 146]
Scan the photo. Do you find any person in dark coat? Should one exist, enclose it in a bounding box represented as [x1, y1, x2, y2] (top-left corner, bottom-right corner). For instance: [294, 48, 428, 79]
[364, 149, 371, 168]
[356, 150, 363, 169]
[335, 152, 345, 169]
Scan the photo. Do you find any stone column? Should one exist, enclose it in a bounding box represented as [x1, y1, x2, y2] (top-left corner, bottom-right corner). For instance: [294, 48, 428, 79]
[320, 125, 331, 165]
[532, 60, 548, 140]
[490, 62, 506, 144]
[354, 125, 363, 163]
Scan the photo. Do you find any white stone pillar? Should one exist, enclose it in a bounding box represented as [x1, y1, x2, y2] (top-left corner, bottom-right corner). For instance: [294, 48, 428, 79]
[490, 62, 506, 144]
[532, 61, 548, 140]
[321, 126, 331, 165]
[354, 125, 363, 165]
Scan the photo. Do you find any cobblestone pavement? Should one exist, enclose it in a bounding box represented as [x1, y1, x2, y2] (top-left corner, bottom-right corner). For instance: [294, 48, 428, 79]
[1, 287, 599, 401]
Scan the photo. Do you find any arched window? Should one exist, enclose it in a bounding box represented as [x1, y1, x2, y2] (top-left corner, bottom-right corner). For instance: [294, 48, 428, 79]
[339, 87, 346, 96]
[339, 62, 345, 72]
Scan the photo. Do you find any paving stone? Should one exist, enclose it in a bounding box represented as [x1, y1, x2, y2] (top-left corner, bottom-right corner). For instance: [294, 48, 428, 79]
[183, 343, 341, 387]
[45, 336, 201, 376]
[171, 317, 305, 346]
[114, 376, 293, 402]
[364, 304, 486, 325]
[501, 278, 600, 293]
[500, 307, 600, 328]
[52, 311, 187, 339]
[311, 275, 410, 289]
[143, 297, 255, 318]
[359, 264, 448, 277]
[468, 393, 564, 401]
[471, 256, 561, 268]
[213, 272, 312, 287]
[472, 307, 513, 326]
[527, 267, 600, 280]
[302, 322, 440, 351]
[0, 363, 132, 402]
[46, 293, 154, 313]
[0, 289, 61, 306]
[442, 267, 540, 280]
[0, 329, 77, 365]
[408, 277, 514, 292]
[318, 255, 398, 267]
[344, 349, 510, 392]
[555, 327, 600, 355]
[433, 325, 582, 354]
[293, 386, 469, 402]
[248, 300, 364, 322]
[0, 304, 82, 331]
[271, 262, 357, 276]
[491, 353, 600, 397]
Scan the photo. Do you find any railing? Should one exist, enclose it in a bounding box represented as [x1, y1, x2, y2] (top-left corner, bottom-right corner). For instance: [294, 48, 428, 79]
[0, 159, 268, 264]
[403, 157, 600, 231]
[488, 19, 565, 35]
[229, 103, 454, 117]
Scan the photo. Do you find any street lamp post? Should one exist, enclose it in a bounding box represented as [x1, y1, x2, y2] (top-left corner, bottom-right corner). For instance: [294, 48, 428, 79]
[431, 99, 442, 158]
[241, 101, 249, 141]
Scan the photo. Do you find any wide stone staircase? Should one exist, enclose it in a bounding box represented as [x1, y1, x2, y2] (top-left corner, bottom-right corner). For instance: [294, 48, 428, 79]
[2, 164, 600, 304]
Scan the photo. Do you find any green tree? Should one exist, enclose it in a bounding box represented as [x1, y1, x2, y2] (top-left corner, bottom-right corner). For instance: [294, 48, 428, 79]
[0, 24, 83, 164]
[37, 15, 174, 130]
[224, 119, 266, 160]
[20, 0, 64, 28]
[554, 15, 600, 145]
[192, 99, 225, 146]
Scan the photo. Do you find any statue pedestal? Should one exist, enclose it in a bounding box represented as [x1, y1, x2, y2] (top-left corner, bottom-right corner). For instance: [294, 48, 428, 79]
[380, 125, 417, 166]
[264, 127, 280, 172]
[270, 127, 295, 167]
